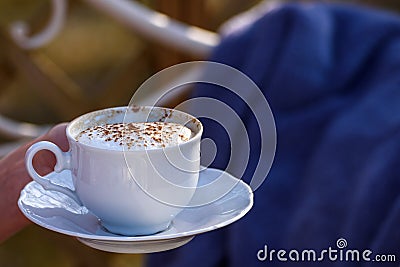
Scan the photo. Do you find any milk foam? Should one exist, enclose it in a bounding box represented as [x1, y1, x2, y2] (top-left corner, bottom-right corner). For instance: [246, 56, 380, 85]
[76, 122, 193, 150]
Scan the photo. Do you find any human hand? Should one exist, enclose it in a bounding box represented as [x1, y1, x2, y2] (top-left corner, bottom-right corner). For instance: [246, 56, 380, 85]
[31, 123, 69, 176]
[0, 123, 69, 243]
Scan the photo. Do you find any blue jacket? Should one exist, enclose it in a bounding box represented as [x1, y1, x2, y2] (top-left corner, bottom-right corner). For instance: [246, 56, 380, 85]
[147, 3, 400, 266]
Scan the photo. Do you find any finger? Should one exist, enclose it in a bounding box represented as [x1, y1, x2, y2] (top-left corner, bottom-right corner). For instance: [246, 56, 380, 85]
[45, 123, 69, 151]
[32, 123, 69, 175]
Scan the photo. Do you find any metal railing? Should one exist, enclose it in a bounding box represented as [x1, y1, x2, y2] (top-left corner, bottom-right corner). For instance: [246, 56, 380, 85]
[0, 0, 278, 157]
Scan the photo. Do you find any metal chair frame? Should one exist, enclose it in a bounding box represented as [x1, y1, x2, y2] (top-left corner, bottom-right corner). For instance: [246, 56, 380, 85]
[0, 0, 277, 157]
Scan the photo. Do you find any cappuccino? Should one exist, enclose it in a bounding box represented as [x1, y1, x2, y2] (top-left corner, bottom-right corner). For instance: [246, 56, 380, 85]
[76, 122, 193, 150]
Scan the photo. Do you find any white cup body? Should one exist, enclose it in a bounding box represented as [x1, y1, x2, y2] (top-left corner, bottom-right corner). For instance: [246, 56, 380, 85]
[27, 106, 202, 236]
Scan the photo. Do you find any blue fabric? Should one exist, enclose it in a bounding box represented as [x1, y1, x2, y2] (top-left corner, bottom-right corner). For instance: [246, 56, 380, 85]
[147, 3, 400, 266]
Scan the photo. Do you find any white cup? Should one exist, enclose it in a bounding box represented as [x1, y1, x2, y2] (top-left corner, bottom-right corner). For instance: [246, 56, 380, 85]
[25, 106, 202, 236]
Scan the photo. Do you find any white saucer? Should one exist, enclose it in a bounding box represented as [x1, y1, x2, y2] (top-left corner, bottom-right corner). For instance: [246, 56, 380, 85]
[18, 168, 253, 253]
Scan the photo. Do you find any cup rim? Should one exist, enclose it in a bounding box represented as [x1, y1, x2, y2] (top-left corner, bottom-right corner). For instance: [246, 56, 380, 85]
[66, 106, 203, 152]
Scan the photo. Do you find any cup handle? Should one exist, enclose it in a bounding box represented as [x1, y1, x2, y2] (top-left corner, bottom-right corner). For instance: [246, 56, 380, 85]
[25, 141, 82, 205]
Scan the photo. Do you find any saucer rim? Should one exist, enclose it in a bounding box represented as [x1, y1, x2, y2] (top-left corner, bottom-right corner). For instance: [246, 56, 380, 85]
[77, 235, 195, 253]
[18, 168, 253, 242]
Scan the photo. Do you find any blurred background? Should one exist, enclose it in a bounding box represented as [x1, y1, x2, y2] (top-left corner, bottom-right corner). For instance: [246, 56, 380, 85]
[0, 0, 399, 266]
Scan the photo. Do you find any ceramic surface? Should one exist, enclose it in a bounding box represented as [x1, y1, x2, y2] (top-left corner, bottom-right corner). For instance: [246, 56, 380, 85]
[25, 106, 202, 235]
[18, 168, 253, 253]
